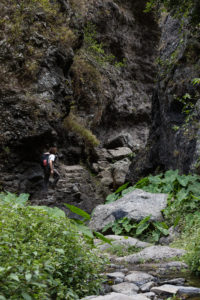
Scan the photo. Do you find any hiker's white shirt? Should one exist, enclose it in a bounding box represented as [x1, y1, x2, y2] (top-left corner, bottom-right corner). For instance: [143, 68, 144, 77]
[49, 154, 56, 162]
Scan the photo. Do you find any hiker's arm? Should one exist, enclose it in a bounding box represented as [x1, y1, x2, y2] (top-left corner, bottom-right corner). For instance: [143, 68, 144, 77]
[49, 160, 54, 174]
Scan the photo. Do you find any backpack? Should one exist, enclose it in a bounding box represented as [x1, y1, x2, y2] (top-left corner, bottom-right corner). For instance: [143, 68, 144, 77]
[41, 153, 50, 168]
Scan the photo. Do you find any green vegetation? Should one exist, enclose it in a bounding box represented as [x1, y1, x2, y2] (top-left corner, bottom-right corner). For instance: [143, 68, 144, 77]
[105, 170, 200, 273]
[122, 170, 200, 226]
[192, 78, 200, 86]
[1, 0, 77, 82]
[83, 22, 126, 67]
[106, 244, 141, 257]
[0, 192, 106, 299]
[105, 182, 135, 204]
[71, 54, 102, 104]
[180, 213, 200, 273]
[102, 216, 169, 243]
[64, 203, 111, 244]
[63, 113, 100, 146]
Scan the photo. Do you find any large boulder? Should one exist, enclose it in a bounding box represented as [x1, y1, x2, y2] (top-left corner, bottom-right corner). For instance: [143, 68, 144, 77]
[116, 246, 185, 264]
[94, 235, 150, 251]
[89, 189, 168, 231]
[81, 293, 150, 300]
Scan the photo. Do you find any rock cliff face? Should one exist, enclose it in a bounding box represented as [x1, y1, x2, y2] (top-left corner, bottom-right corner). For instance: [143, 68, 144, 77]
[2, 0, 199, 211]
[127, 15, 200, 183]
[0, 0, 159, 212]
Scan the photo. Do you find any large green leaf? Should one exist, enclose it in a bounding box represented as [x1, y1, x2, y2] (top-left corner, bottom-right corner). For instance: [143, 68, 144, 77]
[164, 169, 179, 183]
[177, 175, 189, 187]
[136, 215, 151, 236]
[17, 193, 29, 205]
[93, 232, 112, 244]
[137, 215, 151, 225]
[115, 182, 130, 194]
[105, 193, 118, 204]
[176, 189, 188, 202]
[151, 230, 160, 242]
[148, 174, 163, 185]
[64, 204, 91, 220]
[22, 293, 32, 300]
[134, 177, 149, 188]
[187, 181, 200, 196]
[136, 222, 149, 236]
[153, 222, 169, 236]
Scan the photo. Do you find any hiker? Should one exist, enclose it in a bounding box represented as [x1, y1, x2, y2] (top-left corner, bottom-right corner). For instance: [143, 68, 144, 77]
[41, 147, 60, 191]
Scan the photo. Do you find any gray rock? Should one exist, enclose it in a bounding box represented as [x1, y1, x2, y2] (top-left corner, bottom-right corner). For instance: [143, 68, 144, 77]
[112, 159, 131, 186]
[89, 189, 168, 231]
[117, 246, 185, 264]
[141, 282, 155, 292]
[99, 169, 113, 187]
[105, 133, 135, 150]
[151, 285, 200, 297]
[160, 278, 185, 285]
[156, 261, 188, 275]
[95, 235, 150, 251]
[81, 293, 150, 300]
[178, 286, 200, 297]
[106, 272, 125, 282]
[108, 147, 133, 160]
[151, 284, 180, 296]
[112, 282, 139, 295]
[125, 271, 155, 286]
[159, 226, 180, 245]
[142, 292, 156, 299]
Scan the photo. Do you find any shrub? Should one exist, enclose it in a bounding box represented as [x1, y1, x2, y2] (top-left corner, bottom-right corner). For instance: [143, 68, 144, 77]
[0, 193, 105, 299]
[102, 216, 169, 243]
[71, 55, 102, 101]
[63, 113, 100, 146]
[83, 22, 126, 67]
[1, 0, 77, 82]
[176, 212, 200, 274]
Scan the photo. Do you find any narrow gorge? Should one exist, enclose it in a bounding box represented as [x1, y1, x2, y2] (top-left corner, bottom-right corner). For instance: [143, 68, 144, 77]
[0, 0, 200, 299]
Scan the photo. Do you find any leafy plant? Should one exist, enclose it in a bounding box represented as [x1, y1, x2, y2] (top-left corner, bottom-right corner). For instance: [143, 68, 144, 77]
[1, 0, 77, 82]
[63, 113, 100, 147]
[84, 22, 126, 67]
[0, 192, 29, 206]
[105, 182, 135, 204]
[105, 170, 200, 242]
[0, 193, 106, 299]
[65, 203, 111, 244]
[102, 216, 169, 243]
[192, 78, 200, 86]
[106, 244, 141, 257]
[173, 211, 200, 274]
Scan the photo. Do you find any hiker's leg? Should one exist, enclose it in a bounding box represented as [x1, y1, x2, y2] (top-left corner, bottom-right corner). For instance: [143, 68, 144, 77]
[53, 169, 60, 186]
[43, 169, 50, 190]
